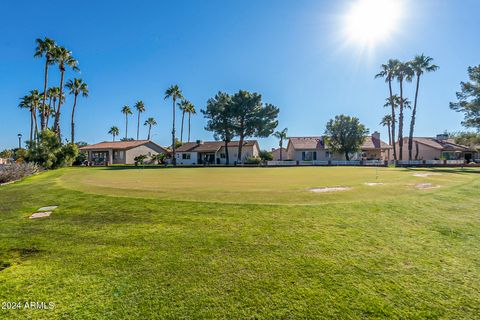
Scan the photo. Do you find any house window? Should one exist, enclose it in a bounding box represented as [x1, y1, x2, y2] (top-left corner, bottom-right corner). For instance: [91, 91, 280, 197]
[114, 151, 124, 160]
[326, 151, 332, 159]
[182, 153, 191, 160]
[302, 151, 315, 161]
[220, 153, 226, 159]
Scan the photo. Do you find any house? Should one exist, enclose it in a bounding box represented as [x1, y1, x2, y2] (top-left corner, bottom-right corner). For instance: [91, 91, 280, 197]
[271, 147, 287, 161]
[396, 134, 474, 161]
[176, 140, 260, 165]
[80, 140, 169, 165]
[286, 132, 392, 161]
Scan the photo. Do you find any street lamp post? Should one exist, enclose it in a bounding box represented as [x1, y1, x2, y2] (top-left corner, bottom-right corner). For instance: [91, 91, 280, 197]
[17, 133, 22, 149]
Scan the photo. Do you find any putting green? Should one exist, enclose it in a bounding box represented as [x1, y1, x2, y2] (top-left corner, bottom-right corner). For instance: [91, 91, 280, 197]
[57, 167, 479, 205]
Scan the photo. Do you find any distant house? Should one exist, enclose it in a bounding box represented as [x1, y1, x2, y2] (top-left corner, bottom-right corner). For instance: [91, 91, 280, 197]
[80, 140, 168, 165]
[396, 134, 475, 161]
[286, 132, 391, 161]
[271, 147, 287, 161]
[176, 140, 260, 165]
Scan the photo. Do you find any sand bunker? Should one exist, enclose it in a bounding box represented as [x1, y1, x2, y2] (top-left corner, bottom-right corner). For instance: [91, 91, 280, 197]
[413, 173, 440, 177]
[365, 182, 384, 186]
[415, 183, 440, 189]
[309, 187, 352, 193]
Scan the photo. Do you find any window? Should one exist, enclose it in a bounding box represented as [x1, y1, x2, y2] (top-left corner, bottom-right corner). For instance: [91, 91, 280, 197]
[182, 153, 191, 160]
[326, 151, 332, 159]
[302, 151, 315, 161]
[220, 153, 226, 159]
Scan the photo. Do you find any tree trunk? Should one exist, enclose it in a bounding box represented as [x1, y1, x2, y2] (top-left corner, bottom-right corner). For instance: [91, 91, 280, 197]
[71, 94, 78, 144]
[388, 79, 397, 160]
[188, 112, 191, 142]
[398, 79, 404, 161]
[345, 151, 350, 161]
[224, 139, 230, 165]
[237, 118, 245, 163]
[147, 125, 151, 140]
[125, 114, 128, 139]
[172, 97, 177, 166]
[41, 59, 49, 130]
[408, 75, 421, 160]
[387, 123, 391, 145]
[54, 70, 65, 139]
[279, 139, 283, 160]
[136, 111, 141, 140]
[29, 110, 34, 144]
[33, 106, 38, 143]
[180, 110, 185, 142]
[46, 96, 52, 128]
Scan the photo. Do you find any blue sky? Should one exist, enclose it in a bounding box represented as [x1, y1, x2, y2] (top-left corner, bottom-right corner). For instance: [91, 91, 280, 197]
[1, 0, 479, 150]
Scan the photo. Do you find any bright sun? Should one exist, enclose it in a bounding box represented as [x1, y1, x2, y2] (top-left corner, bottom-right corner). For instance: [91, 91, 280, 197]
[343, 0, 404, 47]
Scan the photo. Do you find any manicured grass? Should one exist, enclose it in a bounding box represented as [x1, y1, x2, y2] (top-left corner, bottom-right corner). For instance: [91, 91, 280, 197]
[1, 167, 480, 319]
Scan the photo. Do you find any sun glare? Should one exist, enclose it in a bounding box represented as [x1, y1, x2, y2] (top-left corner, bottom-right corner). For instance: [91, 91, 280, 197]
[343, 0, 404, 48]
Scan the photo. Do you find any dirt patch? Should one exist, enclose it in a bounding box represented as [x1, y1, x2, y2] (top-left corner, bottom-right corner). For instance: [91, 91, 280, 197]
[415, 183, 440, 189]
[30, 212, 51, 219]
[309, 187, 352, 193]
[365, 182, 384, 186]
[413, 173, 440, 177]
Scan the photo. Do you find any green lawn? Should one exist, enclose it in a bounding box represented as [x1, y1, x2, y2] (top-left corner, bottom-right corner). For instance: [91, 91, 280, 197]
[1, 167, 480, 319]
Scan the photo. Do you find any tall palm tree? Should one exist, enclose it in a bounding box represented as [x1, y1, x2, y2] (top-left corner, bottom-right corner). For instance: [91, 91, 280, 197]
[273, 128, 288, 160]
[19, 95, 34, 144]
[164, 85, 184, 165]
[144, 117, 157, 140]
[108, 126, 120, 142]
[65, 78, 89, 144]
[178, 99, 194, 142]
[185, 102, 196, 142]
[134, 101, 146, 140]
[53, 46, 79, 138]
[121, 105, 132, 139]
[34, 37, 56, 130]
[407, 55, 439, 160]
[380, 115, 393, 145]
[376, 59, 400, 160]
[394, 62, 413, 160]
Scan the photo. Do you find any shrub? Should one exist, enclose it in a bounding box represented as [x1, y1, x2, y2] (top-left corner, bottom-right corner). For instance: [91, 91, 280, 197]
[259, 150, 273, 161]
[244, 156, 262, 165]
[0, 163, 41, 184]
[134, 154, 148, 166]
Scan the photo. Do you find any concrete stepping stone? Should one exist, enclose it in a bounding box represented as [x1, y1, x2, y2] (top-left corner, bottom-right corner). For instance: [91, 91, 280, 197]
[30, 212, 52, 219]
[38, 206, 57, 211]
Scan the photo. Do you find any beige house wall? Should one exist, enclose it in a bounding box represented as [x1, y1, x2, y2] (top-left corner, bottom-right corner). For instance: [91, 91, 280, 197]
[125, 142, 167, 164]
[395, 141, 441, 160]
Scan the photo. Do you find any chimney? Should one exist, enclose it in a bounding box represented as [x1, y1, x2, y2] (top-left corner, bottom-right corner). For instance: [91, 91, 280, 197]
[372, 131, 380, 140]
[436, 133, 448, 141]
[196, 140, 204, 145]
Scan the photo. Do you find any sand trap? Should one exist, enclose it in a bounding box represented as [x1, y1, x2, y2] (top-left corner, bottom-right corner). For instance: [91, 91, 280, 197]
[309, 187, 352, 193]
[30, 212, 51, 219]
[413, 173, 440, 177]
[415, 183, 440, 189]
[365, 182, 384, 186]
[38, 206, 58, 211]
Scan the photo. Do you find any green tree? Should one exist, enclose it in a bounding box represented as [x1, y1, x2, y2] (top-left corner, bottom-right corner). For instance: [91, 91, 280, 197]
[407, 55, 438, 160]
[144, 117, 157, 140]
[25, 129, 78, 169]
[202, 92, 235, 165]
[231, 90, 279, 163]
[376, 59, 400, 160]
[164, 85, 184, 165]
[259, 150, 273, 161]
[134, 100, 146, 140]
[121, 105, 132, 139]
[380, 114, 393, 145]
[450, 65, 480, 130]
[273, 128, 288, 160]
[450, 131, 480, 149]
[65, 78, 89, 144]
[52, 46, 79, 137]
[325, 115, 369, 161]
[395, 62, 413, 160]
[108, 126, 120, 141]
[34, 37, 57, 130]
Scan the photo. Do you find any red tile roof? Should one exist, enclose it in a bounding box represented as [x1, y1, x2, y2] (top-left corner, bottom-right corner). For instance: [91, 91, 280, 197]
[80, 140, 162, 151]
[411, 137, 470, 151]
[176, 140, 258, 153]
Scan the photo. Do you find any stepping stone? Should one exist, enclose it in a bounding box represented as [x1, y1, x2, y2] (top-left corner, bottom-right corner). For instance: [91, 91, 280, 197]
[30, 212, 52, 219]
[38, 206, 57, 211]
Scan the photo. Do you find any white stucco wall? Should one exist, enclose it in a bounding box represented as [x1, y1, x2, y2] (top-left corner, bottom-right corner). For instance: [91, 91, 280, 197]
[176, 152, 198, 165]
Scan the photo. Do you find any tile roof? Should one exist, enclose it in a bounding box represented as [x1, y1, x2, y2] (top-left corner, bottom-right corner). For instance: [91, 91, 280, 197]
[288, 137, 324, 150]
[80, 140, 156, 151]
[361, 136, 392, 150]
[412, 137, 471, 151]
[176, 140, 258, 153]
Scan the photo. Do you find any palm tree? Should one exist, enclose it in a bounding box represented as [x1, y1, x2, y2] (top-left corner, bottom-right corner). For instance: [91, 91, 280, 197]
[407, 55, 439, 160]
[121, 105, 132, 139]
[185, 102, 196, 142]
[178, 100, 194, 142]
[34, 37, 56, 130]
[134, 101, 146, 140]
[273, 128, 288, 160]
[19, 95, 34, 144]
[52, 46, 79, 138]
[380, 115, 393, 145]
[164, 85, 184, 165]
[376, 59, 400, 160]
[144, 117, 157, 140]
[65, 78, 89, 144]
[394, 62, 413, 160]
[108, 126, 120, 141]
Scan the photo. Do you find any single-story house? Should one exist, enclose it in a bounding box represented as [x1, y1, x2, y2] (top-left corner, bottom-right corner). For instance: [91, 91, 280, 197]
[286, 132, 392, 161]
[396, 134, 475, 161]
[80, 140, 169, 165]
[176, 140, 260, 165]
[271, 147, 287, 161]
